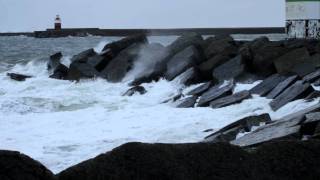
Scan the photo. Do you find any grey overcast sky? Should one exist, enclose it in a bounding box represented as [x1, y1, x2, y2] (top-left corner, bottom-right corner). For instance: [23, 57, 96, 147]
[0, 0, 285, 32]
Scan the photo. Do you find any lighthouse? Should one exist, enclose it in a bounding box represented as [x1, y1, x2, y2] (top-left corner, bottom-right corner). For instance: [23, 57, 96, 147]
[286, 0, 320, 39]
[54, 15, 62, 31]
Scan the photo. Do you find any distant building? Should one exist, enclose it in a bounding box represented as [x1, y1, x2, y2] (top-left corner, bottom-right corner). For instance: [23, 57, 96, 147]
[54, 15, 62, 31]
[286, 0, 320, 39]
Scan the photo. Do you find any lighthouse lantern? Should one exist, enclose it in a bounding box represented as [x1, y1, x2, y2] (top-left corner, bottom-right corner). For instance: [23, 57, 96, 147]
[286, 0, 320, 39]
[54, 15, 62, 31]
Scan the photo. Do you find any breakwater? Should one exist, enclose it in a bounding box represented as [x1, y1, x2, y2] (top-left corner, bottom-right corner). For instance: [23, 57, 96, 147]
[0, 27, 285, 38]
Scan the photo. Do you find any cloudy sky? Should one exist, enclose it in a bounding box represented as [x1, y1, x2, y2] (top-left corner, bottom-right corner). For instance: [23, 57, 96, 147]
[0, 0, 285, 32]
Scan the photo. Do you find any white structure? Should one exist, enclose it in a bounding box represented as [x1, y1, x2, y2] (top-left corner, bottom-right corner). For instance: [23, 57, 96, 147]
[286, 0, 320, 39]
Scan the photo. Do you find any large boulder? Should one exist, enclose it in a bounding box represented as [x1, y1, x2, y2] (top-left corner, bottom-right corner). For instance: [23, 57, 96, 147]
[67, 49, 101, 80]
[172, 67, 201, 86]
[7, 73, 32, 81]
[101, 34, 148, 57]
[273, 47, 316, 76]
[101, 43, 143, 82]
[303, 69, 320, 83]
[204, 35, 238, 59]
[166, 32, 204, 57]
[198, 55, 230, 80]
[212, 55, 247, 82]
[57, 142, 250, 180]
[0, 150, 55, 180]
[57, 140, 320, 180]
[249, 140, 320, 180]
[165, 45, 203, 81]
[49, 63, 69, 80]
[47, 52, 63, 70]
[129, 43, 169, 86]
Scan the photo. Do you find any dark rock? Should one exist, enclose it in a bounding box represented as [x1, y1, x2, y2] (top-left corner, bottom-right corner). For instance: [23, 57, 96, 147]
[67, 49, 100, 80]
[165, 46, 202, 81]
[210, 90, 252, 109]
[250, 140, 320, 180]
[0, 150, 55, 180]
[204, 35, 238, 59]
[212, 55, 246, 82]
[198, 55, 230, 79]
[166, 33, 204, 57]
[161, 92, 184, 104]
[266, 75, 299, 99]
[173, 67, 201, 86]
[305, 91, 320, 100]
[176, 96, 198, 108]
[270, 81, 314, 111]
[49, 64, 69, 80]
[231, 115, 304, 147]
[102, 34, 148, 57]
[300, 112, 320, 136]
[273, 47, 314, 76]
[48, 52, 63, 70]
[240, 39, 286, 71]
[122, 86, 147, 96]
[87, 55, 111, 72]
[57, 142, 251, 180]
[70, 48, 96, 62]
[101, 43, 142, 82]
[303, 69, 320, 83]
[7, 73, 32, 81]
[205, 114, 271, 143]
[67, 61, 99, 81]
[186, 81, 213, 96]
[197, 81, 234, 107]
[129, 43, 168, 86]
[250, 74, 287, 96]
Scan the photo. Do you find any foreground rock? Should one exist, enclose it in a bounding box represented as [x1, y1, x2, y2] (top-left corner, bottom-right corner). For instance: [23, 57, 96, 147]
[57, 140, 320, 180]
[0, 150, 55, 180]
[7, 73, 32, 81]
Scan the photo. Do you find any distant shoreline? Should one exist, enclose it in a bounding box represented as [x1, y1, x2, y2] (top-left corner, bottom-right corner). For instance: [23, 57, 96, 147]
[0, 27, 285, 38]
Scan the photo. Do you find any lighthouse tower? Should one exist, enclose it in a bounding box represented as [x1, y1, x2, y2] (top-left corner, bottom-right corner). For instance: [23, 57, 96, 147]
[54, 15, 62, 31]
[286, 0, 320, 39]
